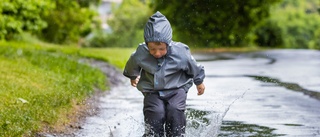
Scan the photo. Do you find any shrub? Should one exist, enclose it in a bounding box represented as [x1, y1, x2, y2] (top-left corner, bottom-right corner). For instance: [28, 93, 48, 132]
[39, 0, 99, 44]
[84, 0, 151, 47]
[0, 0, 52, 40]
[253, 0, 320, 49]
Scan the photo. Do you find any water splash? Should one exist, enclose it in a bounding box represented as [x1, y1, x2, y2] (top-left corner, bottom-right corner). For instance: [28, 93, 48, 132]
[186, 91, 247, 137]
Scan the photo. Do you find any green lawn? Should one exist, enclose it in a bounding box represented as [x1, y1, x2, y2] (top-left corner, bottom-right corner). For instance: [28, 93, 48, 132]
[79, 47, 134, 69]
[0, 41, 134, 136]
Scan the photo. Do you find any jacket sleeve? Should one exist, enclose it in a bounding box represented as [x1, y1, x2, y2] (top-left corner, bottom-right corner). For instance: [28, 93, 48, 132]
[123, 52, 141, 80]
[184, 49, 205, 85]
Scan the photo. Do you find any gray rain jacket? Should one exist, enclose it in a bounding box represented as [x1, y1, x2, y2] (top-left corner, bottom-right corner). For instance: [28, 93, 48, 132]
[123, 11, 205, 93]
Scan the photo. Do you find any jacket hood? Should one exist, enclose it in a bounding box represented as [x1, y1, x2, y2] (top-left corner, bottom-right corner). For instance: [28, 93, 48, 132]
[144, 11, 172, 46]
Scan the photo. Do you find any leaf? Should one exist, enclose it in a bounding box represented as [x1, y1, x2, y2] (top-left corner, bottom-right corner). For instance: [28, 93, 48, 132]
[18, 98, 29, 104]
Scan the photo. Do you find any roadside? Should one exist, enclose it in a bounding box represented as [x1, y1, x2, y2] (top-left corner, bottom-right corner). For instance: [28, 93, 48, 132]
[37, 59, 124, 137]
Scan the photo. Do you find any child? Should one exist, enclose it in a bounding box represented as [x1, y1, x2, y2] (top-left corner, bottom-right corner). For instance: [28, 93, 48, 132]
[123, 11, 205, 137]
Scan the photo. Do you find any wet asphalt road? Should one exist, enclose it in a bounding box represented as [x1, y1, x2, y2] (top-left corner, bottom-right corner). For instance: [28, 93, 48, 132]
[74, 49, 320, 137]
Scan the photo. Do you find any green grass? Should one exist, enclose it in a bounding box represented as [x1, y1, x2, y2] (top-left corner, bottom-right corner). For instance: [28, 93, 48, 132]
[0, 41, 135, 136]
[0, 40, 135, 69]
[78, 47, 134, 69]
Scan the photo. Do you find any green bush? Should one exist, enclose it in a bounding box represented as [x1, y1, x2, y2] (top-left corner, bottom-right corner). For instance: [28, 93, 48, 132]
[84, 0, 151, 47]
[254, 20, 283, 47]
[39, 0, 100, 44]
[0, 0, 52, 40]
[153, 0, 281, 47]
[253, 0, 320, 49]
[0, 0, 101, 44]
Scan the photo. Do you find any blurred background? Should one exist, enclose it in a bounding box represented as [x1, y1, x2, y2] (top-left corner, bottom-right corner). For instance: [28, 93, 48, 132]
[1, 0, 319, 49]
[1, 0, 320, 136]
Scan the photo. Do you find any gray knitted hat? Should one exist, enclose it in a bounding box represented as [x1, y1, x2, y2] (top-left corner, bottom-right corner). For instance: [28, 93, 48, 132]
[144, 11, 172, 45]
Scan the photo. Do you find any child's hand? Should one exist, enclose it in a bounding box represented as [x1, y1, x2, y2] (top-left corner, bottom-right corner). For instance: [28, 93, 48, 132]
[130, 76, 140, 87]
[196, 83, 205, 95]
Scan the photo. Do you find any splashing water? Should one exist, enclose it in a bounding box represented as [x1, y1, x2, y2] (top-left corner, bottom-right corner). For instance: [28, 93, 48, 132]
[186, 91, 247, 137]
[74, 85, 247, 137]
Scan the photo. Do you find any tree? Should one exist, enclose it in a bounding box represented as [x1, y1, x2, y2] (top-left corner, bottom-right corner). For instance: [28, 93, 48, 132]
[254, 0, 320, 49]
[107, 0, 152, 47]
[0, 0, 100, 44]
[153, 0, 281, 47]
[0, 0, 52, 40]
[39, 0, 99, 44]
[84, 0, 152, 47]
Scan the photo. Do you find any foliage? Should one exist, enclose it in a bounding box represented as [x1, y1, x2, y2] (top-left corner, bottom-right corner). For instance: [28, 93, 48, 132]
[0, 0, 100, 44]
[84, 0, 152, 47]
[0, 42, 106, 136]
[253, 20, 283, 47]
[77, 0, 101, 7]
[153, 0, 281, 47]
[254, 0, 320, 49]
[0, 0, 53, 40]
[39, 0, 100, 44]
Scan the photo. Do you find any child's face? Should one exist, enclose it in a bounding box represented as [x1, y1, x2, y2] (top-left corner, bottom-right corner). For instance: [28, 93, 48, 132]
[147, 42, 167, 58]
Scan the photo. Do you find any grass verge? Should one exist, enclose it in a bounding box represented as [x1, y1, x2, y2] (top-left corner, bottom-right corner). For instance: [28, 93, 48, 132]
[0, 41, 130, 136]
